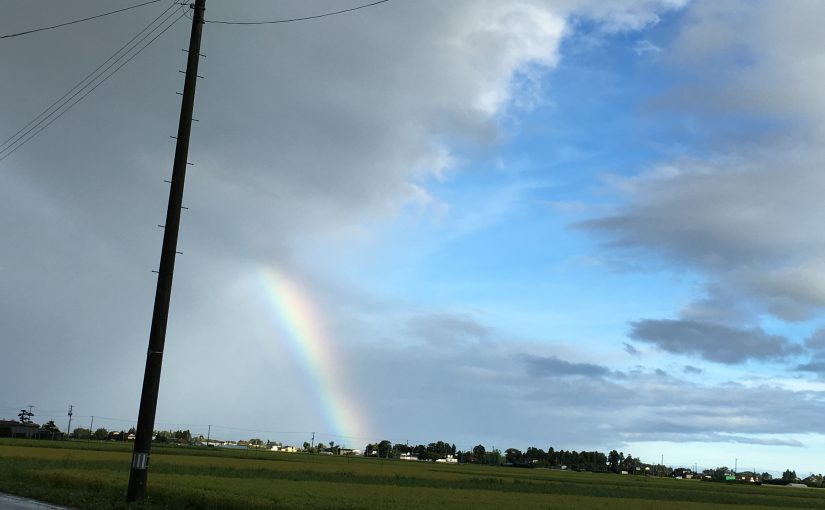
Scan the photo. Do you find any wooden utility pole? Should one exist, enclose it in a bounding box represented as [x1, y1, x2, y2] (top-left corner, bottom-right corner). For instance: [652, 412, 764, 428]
[127, 0, 205, 501]
[66, 405, 73, 438]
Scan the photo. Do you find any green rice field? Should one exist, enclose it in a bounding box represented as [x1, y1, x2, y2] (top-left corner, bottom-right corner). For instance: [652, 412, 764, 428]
[1, 439, 823, 509]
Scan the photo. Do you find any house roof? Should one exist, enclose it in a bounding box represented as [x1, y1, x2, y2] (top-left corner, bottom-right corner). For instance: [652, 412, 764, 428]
[0, 420, 39, 428]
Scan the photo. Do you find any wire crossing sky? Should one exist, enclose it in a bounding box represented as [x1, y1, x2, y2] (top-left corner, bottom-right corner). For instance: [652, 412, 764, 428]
[203, 0, 391, 26]
[3, 0, 825, 476]
[0, 2, 187, 162]
[0, 0, 162, 39]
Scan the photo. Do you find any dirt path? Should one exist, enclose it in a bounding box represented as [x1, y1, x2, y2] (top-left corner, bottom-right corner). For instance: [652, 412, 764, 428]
[0, 493, 70, 510]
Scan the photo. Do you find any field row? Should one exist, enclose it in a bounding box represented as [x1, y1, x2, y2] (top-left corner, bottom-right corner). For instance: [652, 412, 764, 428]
[1, 440, 823, 509]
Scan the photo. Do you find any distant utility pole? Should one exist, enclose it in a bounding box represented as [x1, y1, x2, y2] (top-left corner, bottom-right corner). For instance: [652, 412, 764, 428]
[207, 424, 211, 445]
[126, 0, 206, 502]
[89, 416, 94, 438]
[66, 405, 73, 437]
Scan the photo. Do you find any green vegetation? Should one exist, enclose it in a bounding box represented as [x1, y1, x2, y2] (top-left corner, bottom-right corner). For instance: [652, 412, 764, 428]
[1, 439, 824, 509]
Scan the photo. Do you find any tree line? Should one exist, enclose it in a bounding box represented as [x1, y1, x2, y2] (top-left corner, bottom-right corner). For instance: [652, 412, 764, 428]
[8, 413, 820, 483]
[361, 440, 646, 473]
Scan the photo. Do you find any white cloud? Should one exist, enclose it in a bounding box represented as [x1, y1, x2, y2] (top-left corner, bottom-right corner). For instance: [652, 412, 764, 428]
[583, 147, 825, 322]
[633, 39, 662, 56]
[563, 0, 690, 32]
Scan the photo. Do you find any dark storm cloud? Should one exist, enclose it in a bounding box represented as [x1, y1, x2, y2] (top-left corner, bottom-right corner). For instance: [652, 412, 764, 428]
[795, 359, 825, 375]
[579, 155, 825, 323]
[522, 355, 612, 378]
[628, 319, 800, 364]
[794, 329, 825, 375]
[805, 328, 825, 352]
[623, 342, 639, 355]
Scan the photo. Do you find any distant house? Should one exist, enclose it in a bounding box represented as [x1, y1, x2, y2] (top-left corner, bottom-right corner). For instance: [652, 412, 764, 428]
[672, 468, 694, 479]
[270, 445, 297, 453]
[0, 420, 39, 439]
[435, 455, 458, 464]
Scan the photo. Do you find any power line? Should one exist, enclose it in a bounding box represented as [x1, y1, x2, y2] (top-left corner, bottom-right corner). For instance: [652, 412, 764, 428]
[205, 0, 390, 25]
[0, 5, 188, 163]
[0, 10, 186, 162]
[1, 0, 164, 39]
[0, 1, 180, 155]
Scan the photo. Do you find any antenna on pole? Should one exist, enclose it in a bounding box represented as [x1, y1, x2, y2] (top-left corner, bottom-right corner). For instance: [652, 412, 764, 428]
[127, 0, 206, 502]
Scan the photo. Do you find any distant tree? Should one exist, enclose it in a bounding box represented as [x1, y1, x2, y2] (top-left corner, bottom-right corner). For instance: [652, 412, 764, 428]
[621, 454, 633, 469]
[302, 442, 311, 451]
[72, 427, 91, 440]
[173, 430, 192, 443]
[782, 469, 797, 482]
[430, 441, 449, 456]
[249, 438, 263, 446]
[377, 440, 392, 458]
[505, 448, 523, 465]
[41, 420, 60, 439]
[18, 410, 33, 424]
[154, 430, 172, 443]
[393, 443, 412, 455]
[761, 472, 772, 481]
[472, 444, 486, 463]
[415, 450, 439, 462]
[608, 450, 620, 473]
[547, 447, 556, 466]
[93, 428, 109, 440]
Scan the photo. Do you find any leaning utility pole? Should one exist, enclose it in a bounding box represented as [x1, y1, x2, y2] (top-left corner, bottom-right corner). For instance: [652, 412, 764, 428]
[66, 405, 73, 438]
[127, 0, 206, 502]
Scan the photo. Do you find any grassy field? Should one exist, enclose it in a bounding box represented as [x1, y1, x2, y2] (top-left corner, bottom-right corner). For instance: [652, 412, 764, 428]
[1, 440, 823, 509]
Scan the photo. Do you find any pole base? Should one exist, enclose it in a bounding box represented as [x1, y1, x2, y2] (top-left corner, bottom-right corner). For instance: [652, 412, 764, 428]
[126, 462, 149, 502]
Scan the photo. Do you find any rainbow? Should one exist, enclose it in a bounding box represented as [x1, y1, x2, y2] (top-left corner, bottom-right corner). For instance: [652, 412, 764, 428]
[260, 268, 367, 446]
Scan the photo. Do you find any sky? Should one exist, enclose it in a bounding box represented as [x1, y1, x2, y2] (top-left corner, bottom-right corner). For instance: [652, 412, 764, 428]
[3, 0, 825, 475]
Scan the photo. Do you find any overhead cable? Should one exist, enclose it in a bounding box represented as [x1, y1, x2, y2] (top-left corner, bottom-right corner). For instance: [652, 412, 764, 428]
[1, 0, 164, 39]
[0, 5, 188, 163]
[205, 0, 390, 25]
[0, 1, 180, 155]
